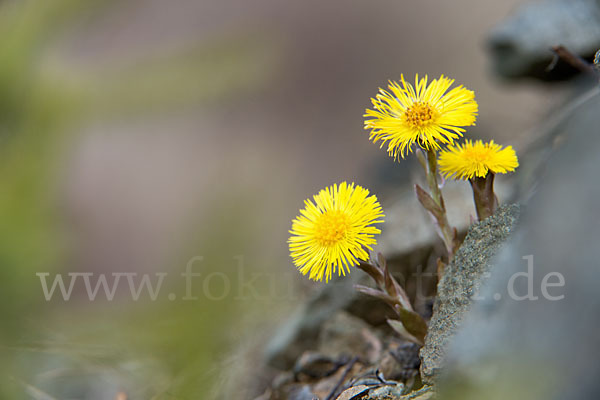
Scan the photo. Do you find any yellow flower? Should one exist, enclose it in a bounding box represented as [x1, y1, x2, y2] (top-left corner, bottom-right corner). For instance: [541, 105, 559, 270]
[364, 74, 478, 159]
[438, 139, 519, 180]
[288, 182, 384, 282]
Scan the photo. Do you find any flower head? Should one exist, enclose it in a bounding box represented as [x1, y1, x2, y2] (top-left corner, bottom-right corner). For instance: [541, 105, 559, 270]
[288, 182, 384, 282]
[438, 139, 519, 180]
[364, 74, 478, 159]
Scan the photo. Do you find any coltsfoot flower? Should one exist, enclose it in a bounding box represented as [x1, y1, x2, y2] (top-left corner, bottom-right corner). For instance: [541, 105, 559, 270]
[364, 74, 478, 159]
[288, 182, 384, 282]
[438, 139, 519, 180]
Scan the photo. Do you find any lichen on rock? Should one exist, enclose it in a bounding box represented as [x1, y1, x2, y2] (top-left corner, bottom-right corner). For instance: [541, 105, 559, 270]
[419, 204, 520, 384]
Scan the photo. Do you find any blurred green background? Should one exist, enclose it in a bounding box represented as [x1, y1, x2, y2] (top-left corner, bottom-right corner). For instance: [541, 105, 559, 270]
[0, 0, 560, 399]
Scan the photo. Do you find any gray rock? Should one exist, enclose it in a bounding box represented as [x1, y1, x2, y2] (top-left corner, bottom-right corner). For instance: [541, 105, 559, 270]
[293, 352, 346, 380]
[437, 87, 600, 399]
[364, 385, 434, 400]
[364, 383, 405, 399]
[265, 267, 395, 370]
[264, 275, 361, 369]
[400, 386, 434, 400]
[419, 204, 521, 384]
[335, 384, 434, 400]
[318, 312, 382, 364]
[335, 385, 371, 400]
[284, 385, 319, 400]
[377, 342, 421, 383]
[488, 0, 600, 79]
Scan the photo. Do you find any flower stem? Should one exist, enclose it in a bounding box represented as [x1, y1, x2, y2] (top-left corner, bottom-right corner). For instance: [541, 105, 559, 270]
[422, 149, 458, 260]
[469, 172, 498, 221]
[356, 256, 427, 344]
[425, 149, 444, 208]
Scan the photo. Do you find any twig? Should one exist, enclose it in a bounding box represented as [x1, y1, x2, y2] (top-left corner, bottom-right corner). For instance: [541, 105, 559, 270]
[549, 45, 595, 75]
[324, 356, 358, 400]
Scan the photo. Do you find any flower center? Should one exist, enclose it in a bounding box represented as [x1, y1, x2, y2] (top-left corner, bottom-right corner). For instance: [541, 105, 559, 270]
[404, 102, 434, 128]
[465, 148, 492, 164]
[314, 210, 350, 247]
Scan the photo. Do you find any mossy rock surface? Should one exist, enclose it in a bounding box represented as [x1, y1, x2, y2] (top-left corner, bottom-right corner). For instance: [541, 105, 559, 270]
[419, 204, 520, 384]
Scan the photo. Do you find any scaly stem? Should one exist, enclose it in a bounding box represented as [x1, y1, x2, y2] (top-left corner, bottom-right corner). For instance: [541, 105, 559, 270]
[425, 149, 444, 208]
[469, 172, 498, 221]
[422, 149, 458, 261]
[356, 256, 427, 345]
